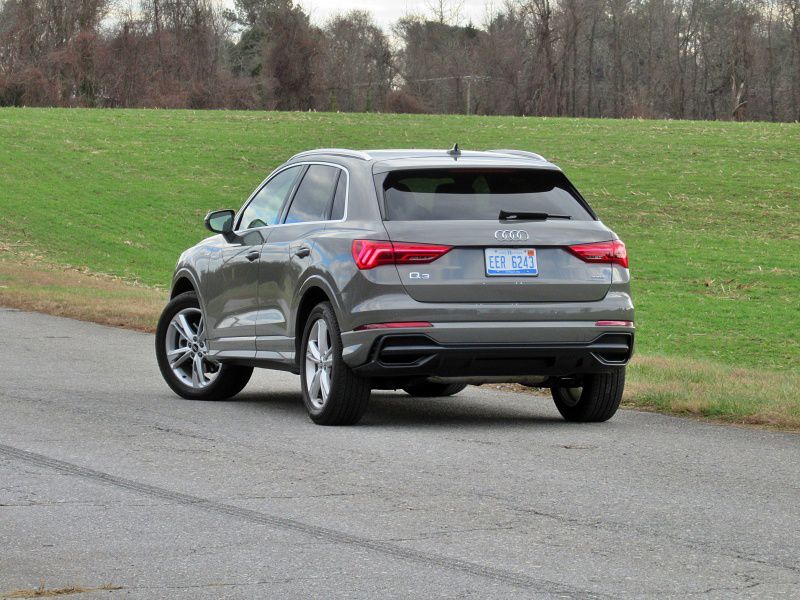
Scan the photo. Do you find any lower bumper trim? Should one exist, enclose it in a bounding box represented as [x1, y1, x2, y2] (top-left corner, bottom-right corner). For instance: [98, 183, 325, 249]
[352, 332, 633, 378]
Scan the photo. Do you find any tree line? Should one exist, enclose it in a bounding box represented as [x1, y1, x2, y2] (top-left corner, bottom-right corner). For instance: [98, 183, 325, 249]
[0, 0, 798, 121]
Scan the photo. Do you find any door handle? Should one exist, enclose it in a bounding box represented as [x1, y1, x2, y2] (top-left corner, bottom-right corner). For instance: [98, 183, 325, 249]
[245, 250, 260, 262]
[293, 245, 311, 258]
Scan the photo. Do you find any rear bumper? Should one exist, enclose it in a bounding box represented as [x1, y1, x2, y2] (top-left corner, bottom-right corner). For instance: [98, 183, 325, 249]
[351, 331, 634, 379]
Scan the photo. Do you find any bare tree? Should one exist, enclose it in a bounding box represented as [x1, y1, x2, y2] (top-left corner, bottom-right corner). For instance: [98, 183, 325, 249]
[322, 10, 392, 112]
[426, 0, 465, 25]
[478, 5, 528, 114]
[784, 0, 800, 119]
[394, 16, 482, 114]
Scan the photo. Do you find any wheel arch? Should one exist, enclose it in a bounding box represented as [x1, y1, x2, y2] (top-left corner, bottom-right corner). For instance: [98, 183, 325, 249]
[170, 276, 196, 299]
[169, 268, 211, 323]
[170, 268, 201, 299]
[294, 277, 343, 365]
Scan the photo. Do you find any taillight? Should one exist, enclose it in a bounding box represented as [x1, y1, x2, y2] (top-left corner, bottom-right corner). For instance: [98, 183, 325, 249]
[567, 240, 628, 268]
[352, 240, 452, 270]
[595, 320, 634, 327]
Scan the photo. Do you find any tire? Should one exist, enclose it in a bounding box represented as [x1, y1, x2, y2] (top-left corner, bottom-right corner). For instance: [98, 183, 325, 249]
[402, 381, 468, 397]
[155, 291, 253, 401]
[551, 368, 625, 422]
[300, 302, 371, 425]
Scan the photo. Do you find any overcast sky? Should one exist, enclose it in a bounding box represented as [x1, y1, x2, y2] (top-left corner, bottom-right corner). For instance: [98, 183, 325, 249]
[289, 1, 496, 29]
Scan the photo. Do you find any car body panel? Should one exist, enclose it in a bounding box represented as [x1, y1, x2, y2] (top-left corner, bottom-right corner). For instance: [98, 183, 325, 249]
[199, 228, 267, 356]
[256, 221, 326, 341]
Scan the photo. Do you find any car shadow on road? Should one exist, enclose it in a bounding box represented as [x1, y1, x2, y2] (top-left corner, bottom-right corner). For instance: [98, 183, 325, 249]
[230, 389, 573, 429]
[362, 393, 569, 429]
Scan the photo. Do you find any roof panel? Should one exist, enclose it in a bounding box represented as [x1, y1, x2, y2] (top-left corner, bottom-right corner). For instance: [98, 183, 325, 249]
[286, 148, 557, 171]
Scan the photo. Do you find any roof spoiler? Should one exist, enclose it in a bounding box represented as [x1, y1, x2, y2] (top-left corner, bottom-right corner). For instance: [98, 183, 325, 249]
[487, 149, 547, 162]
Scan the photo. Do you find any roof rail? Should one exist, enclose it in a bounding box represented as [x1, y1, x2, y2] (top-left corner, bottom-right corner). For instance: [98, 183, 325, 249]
[487, 149, 547, 162]
[290, 148, 371, 161]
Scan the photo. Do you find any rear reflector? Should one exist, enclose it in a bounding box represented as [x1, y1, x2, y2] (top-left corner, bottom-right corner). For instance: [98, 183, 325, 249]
[352, 240, 452, 270]
[595, 320, 634, 327]
[354, 322, 433, 331]
[568, 240, 628, 268]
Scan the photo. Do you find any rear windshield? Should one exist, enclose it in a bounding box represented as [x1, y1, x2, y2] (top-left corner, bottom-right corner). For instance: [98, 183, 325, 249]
[382, 168, 593, 221]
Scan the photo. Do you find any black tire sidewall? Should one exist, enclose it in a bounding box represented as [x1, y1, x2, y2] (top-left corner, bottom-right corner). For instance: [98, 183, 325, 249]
[551, 368, 625, 422]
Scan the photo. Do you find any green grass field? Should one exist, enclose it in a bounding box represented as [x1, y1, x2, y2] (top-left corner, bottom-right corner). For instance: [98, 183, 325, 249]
[1, 108, 798, 377]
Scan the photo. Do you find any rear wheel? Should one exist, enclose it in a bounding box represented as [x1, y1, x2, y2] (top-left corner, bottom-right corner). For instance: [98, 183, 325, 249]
[402, 381, 468, 397]
[551, 368, 625, 422]
[155, 291, 252, 401]
[301, 302, 371, 425]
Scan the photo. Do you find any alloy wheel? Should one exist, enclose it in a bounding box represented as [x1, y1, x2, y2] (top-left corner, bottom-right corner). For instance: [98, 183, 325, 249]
[305, 318, 333, 409]
[165, 307, 219, 388]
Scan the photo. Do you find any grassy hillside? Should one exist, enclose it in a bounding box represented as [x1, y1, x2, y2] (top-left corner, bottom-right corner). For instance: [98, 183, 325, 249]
[1, 108, 798, 373]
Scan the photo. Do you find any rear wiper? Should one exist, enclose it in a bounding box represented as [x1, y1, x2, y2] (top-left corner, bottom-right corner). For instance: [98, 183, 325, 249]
[499, 210, 571, 221]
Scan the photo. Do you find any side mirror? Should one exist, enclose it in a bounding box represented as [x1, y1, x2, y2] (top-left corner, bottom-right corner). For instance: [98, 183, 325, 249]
[204, 209, 235, 234]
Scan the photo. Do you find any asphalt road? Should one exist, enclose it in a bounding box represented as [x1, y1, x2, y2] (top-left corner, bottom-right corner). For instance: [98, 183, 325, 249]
[1, 307, 798, 599]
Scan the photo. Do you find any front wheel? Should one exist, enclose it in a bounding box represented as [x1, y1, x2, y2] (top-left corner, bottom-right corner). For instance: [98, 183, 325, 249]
[155, 291, 252, 401]
[551, 368, 625, 422]
[301, 302, 371, 425]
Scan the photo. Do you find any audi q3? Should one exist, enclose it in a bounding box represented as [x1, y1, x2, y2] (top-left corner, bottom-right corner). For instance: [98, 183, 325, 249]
[155, 148, 634, 425]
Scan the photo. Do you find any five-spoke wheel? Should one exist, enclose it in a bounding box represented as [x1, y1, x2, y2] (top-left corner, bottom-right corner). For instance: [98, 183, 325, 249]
[304, 318, 334, 409]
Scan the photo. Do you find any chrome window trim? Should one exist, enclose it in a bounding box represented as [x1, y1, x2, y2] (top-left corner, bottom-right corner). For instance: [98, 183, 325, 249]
[234, 161, 350, 234]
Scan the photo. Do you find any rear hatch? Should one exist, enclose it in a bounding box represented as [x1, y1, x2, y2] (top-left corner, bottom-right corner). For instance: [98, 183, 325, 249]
[378, 167, 615, 303]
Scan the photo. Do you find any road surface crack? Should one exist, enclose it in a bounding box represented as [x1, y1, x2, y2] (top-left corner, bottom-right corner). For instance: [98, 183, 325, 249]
[477, 492, 800, 577]
[0, 442, 608, 599]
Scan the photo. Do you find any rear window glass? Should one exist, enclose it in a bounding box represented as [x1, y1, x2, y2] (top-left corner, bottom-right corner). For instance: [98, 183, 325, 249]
[382, 169, 592, 221]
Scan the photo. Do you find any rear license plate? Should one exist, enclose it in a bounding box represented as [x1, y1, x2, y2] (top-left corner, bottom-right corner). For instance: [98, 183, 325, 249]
[484, 248, 538, 276]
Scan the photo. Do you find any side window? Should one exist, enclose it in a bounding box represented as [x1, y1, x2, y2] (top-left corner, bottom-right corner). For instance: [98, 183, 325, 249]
[284, 165, 340, 225]
[239, 166, 301, 230]
[329, 172, 346, 220]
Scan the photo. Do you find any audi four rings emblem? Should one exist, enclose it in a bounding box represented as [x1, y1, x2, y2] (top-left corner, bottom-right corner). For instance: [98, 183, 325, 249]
[494, 229, 530, 241]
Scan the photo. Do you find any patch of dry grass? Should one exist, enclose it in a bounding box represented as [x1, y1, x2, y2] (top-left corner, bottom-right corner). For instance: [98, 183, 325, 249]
[492, 356, 800, 431]
[3, 583, 122, 598]
[0, 247, 164, 332]
[625, 355, 800, 430]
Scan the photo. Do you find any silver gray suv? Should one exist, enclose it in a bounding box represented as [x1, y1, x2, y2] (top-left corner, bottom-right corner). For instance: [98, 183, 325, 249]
[155, 148, 634, 425]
